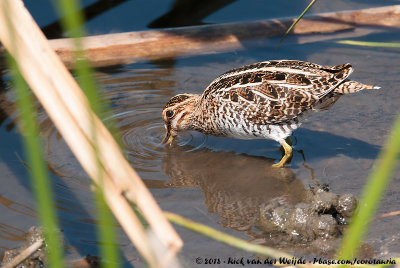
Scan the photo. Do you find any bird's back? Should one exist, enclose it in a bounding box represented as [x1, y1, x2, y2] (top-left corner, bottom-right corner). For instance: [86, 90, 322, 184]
[201, 60, 353, 126]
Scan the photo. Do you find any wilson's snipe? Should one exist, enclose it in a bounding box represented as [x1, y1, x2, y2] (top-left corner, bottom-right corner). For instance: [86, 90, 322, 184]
[161, 60, 379, 167]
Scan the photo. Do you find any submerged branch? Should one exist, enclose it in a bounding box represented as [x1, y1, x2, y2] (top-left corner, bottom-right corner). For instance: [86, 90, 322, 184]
[1, 239, 44, 268]
[44, 5, 400, 67]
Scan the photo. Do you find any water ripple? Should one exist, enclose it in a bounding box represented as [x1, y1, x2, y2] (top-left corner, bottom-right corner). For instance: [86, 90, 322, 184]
[108, 107, 207, 172]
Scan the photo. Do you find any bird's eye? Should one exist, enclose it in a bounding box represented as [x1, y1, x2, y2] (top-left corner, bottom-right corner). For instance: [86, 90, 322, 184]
[166, 110, 174, 118]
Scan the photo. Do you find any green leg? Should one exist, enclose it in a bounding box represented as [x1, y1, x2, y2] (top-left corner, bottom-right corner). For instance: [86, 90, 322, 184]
[272, 138, 293, 168]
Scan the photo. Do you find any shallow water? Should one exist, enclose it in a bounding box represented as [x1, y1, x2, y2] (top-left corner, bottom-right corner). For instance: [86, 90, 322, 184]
[1, 1, 400, 267]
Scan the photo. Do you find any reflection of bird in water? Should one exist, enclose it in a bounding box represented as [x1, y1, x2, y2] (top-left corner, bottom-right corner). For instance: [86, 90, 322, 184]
[161, 146, 305, 230]
[161, 60, 379, 167]
[160, 146, 373, 257]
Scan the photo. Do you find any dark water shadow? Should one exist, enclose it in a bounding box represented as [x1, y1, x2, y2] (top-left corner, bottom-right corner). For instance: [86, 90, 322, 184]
[41, 0, 128, 39]
[148, 0, 236, 28]
[184, 127, 380, 168]
[0, 71, 17, 131]
[293, 128, 380, 163]
[0, 128, 38, 254]
[144, 1, 400, 64]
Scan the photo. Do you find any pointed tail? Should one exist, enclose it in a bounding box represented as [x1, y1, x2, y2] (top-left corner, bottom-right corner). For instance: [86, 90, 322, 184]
[335, 80, 380, 94]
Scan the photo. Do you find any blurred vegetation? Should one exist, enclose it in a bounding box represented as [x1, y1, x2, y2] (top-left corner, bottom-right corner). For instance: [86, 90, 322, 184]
[337, 97, 400, 259]
[50, 0, 120, 266]
[337, 40, 400, 48]
[7, 55, 64, 267]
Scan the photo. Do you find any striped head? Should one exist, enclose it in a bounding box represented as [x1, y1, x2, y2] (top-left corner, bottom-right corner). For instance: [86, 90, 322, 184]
[161, 93, 200, 144]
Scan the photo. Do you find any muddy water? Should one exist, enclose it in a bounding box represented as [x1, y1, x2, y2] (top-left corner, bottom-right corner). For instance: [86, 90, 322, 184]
[1, 32, 400, 267]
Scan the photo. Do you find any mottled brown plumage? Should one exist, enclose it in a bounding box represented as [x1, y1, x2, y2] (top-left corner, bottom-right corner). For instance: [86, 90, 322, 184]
[162, 60, 379, 167]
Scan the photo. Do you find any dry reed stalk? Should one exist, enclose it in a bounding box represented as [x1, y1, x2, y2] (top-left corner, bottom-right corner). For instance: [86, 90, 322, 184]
[43, 5, 400, 67]
[371, 210, 400, 222]
[0, 0, 182, 266]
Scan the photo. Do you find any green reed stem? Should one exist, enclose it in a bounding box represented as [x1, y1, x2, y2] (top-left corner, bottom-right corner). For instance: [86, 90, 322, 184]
[337, 113, 400, 260]
[276, 0, 317, 48]
[337, 40, 400, 48]
[165, 212, 296, 262]
[95, 187, 120, 266]
[51, 0, 119, 266]
[7, 55, 64, 268]
[166, 212, 399, 267]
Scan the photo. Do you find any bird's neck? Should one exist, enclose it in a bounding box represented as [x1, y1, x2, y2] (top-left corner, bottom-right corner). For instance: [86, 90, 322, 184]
[189, 95, 226, 137]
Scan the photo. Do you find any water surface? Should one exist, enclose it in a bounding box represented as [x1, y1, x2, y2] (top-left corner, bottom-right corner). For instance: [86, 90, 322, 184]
[1, 0, 400, 266]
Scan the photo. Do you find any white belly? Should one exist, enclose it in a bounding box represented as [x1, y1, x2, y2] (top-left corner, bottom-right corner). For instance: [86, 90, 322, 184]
[217, 116, 301, 142]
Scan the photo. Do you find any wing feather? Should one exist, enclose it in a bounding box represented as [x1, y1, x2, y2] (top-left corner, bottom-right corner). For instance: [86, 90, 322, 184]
[201, 60, 353, 124]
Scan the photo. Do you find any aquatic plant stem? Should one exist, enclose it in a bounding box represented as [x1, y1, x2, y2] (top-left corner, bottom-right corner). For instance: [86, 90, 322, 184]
[166, 212, 399, 268]
[50, 0, 120, 266]
[6, 56, 64, 267]
[338, 113, 400, 259]
[337, 40, 400, 48]
[276, 0, 318, 48]
[94, 186, 120, 266]
[164, 212, 295, 262]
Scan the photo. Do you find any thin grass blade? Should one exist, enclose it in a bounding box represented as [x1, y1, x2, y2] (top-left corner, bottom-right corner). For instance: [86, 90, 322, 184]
[337, 40, 400, 48]
[337, 113, 400, 260]
[276, 0, 317, 49]
[7, 54, 64, 268]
